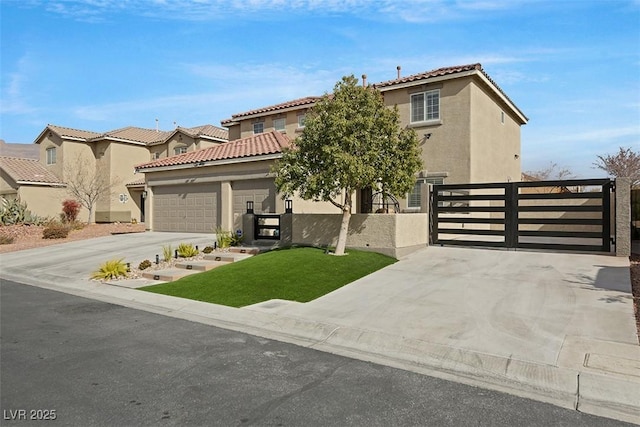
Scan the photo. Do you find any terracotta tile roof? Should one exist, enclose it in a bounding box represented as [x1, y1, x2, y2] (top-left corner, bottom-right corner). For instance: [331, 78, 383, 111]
[97, 126, 171, 144]
[151, 124, 229, 146]
[46, 124, 101, 141]
[374, 63, 527, 122]
[136, 130, 291, 171]
[221, 96, 322, 125]
[374, 63, 484, 88]
[0, 156, 64, 186]
[179, 124, 228, 140]
[126, 178, 146, 187]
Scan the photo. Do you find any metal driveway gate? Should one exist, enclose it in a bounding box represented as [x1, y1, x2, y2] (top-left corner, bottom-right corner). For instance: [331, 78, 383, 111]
[430, 178, 613, 252]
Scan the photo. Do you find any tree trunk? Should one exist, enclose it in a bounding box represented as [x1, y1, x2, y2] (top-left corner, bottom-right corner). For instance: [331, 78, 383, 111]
[87, 205, 94, 224]
[334, 192, 351, 256]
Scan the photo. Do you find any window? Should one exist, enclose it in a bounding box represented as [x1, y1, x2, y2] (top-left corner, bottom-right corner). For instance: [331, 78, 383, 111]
[408, 177, 445, 209]
[152, 152, 161, 160]
[46, 147, 56, 165]
[297, 114, 306, 129]
[410, 90, 440, 123]
[273, 118, 286, 132]
[174, 146, 187, 155]
[253, 122, 264, 134]
[501, 111, 505, 124]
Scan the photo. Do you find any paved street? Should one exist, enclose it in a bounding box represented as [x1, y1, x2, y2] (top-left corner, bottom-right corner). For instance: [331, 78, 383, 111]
[1, 280, 630, 427]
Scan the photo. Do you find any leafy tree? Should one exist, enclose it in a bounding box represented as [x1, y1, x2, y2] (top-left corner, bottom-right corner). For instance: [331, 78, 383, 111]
[593, 146, 639, 187]
[274, 75, 422, 255]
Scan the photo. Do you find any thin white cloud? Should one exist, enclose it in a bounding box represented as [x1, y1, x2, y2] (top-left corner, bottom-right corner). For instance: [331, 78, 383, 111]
[0, 54, 39, 115]
[27, 0, 553, 23]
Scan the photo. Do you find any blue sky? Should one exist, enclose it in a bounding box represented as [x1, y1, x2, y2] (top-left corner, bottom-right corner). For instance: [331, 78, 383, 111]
[1, 0, 639, 178]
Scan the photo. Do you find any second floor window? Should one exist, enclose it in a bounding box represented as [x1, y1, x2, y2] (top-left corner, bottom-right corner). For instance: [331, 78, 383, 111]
[46, 147, 56, 165]
[253, 122, 264, 134]
[273, 118, 286, 132]
[174, 146, 187, 155]
[297, 114, 306, 129]
[152, 152, 161, 160]
[411, 89, 440, 123]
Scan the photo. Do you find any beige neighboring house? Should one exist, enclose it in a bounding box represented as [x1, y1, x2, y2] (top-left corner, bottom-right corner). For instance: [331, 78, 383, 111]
[0, 123, 227, 223]
[222, 63, 528, 212]
[0, 156, 67, 218]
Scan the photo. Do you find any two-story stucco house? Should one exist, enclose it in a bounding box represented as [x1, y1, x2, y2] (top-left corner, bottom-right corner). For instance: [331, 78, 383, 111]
[0, 123, 227, 222]
[219, 63, 528, 212]
[136, 63, 527, 233]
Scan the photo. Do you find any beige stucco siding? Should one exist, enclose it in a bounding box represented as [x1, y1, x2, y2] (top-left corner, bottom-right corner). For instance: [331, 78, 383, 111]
[234, 110, 309, 140]
[17, 186, 78, 220]
[383, 78, 473, 184]
[94, 142, 150, 222]
[469, 80, 521, 183]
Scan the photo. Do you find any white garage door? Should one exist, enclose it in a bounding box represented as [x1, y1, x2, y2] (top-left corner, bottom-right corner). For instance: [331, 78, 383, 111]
[232, 179, 276, 216]
[153, 183, 219, 232]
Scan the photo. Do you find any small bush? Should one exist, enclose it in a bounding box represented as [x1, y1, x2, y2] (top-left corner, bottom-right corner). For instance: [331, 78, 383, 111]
[202, 246, 214, 254]
[162, 244, 173, 262]
[61, 199, 81, 223]
[0, 198, 45, 226]
[215, 228, 243, 248]
[0, 234, 15, 245]
[91, 258, 128, 280]
[215, 228, 233, 248]
[42, 223, 70, 239]
[177, 243, 199, 258]
[138, 259, 152, 270]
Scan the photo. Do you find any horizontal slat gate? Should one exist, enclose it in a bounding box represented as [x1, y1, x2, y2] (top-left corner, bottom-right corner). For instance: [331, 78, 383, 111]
[431, 179, 613, 252]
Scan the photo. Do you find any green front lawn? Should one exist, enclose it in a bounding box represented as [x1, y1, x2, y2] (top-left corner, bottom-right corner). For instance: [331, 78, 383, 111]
[141, 247, 396, 307]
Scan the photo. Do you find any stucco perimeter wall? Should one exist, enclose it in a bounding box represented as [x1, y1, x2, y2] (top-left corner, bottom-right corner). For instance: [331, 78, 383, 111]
[288, 213, 428, 258]
[17, 186, 88, 221]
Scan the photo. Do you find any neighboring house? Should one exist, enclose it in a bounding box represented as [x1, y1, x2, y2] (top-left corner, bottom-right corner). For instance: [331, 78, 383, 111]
[0, 156, 67, 219]
[0, 123, 228, 222]
[221, 63, 528, 213]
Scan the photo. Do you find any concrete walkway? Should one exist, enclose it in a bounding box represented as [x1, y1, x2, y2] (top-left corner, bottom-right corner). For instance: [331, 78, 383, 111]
[1, 233, 638, 424]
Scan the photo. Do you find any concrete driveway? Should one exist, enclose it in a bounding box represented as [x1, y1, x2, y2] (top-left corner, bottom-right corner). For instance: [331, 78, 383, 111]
[1, 234, 638, 423]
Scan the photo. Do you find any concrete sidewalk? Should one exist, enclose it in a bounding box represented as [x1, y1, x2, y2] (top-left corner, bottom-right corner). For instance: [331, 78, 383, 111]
[1, 234, 639, 424]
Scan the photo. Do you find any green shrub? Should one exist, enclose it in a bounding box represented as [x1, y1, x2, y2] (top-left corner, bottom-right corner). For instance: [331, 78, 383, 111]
[215, 228, 244, 248]
[177, 243, 199, 258]
[202, 246, 214, 254]
[0, 198, 46, 226]
[91, 258, 128, 280]
[42, 223, 70, 239]
[138, 259, 152, 270]
[0, 234, 15, 245]
[162, 244, 173, 262]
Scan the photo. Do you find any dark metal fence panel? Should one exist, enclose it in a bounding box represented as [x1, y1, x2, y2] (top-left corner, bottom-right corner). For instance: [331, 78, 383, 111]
[254, 214, 281, 240]
[431, 178, 614, 252]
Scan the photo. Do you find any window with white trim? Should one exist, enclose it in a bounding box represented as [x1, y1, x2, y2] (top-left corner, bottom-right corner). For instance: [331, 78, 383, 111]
[297, 114, 306, 129]
[253, 122, 264, 134]
[410, 89, 440, 123]
[174, 146, 187, 155]
[408, 177, 445, 208]
[273, 118, 286, 132]
[152, 152, 161, 160]
[46, 147, 56, 165]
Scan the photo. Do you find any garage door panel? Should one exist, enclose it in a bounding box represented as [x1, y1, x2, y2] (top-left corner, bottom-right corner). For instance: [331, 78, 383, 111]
[153, 183, 219, 232]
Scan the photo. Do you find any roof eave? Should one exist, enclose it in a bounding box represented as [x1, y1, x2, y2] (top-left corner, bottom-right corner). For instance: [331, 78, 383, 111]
[230, 103, 317, 122]
[16, 180, 66, 187]
[377, 69, 528, 125]
[136, 152, 283, 174]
